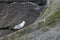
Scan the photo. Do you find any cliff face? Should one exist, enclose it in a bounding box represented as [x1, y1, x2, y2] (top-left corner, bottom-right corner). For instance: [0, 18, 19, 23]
[0, 0, 60, 40]
[0, 2, 41, 28]
[0, 0, 46, 28]
[0, 0, 46, 38]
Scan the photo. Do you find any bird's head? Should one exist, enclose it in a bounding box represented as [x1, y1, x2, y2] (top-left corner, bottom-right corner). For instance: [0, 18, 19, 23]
[22, 21, 26, 24]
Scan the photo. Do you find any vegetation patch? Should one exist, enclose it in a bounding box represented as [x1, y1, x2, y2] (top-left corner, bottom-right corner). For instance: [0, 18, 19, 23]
[45, 10, 60, 26]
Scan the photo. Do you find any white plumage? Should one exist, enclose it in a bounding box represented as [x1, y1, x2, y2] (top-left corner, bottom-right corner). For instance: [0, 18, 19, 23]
[14, 21, 26, 29]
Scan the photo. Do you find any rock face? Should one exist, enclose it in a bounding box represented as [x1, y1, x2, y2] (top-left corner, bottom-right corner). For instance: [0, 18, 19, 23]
[0, 0, 60, 40]
[0, 30, 13, 37]
[0, 3, 8, 13]
[0, 2, 45, 28]
[0, 0, 47, 5]
[32, 0, 47, 5]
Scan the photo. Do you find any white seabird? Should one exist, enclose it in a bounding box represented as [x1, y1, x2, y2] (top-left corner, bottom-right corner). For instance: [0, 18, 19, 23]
[14, 21, 26, 29]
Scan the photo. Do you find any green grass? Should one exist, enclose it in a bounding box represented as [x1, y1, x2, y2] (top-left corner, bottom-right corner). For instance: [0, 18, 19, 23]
[48, 10, 60, 20]
[45, 10, 60, 26]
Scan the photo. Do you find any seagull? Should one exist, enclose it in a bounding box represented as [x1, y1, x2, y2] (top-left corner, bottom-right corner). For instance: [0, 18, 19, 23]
[13, 21, 26, 29]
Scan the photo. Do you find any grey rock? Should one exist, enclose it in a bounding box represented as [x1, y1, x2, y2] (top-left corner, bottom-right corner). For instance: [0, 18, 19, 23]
[30, 20, 60, 40]
[0, 3, 8, 13]
[0, 2, 45, 28]
[0, 30, 13, 37]
[32, 0, 47, 5]
[0, 0, 47, 5]
[36, 27, 60, 40]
